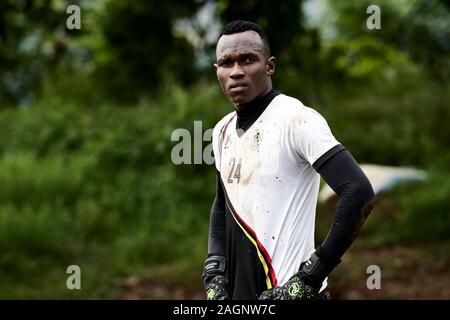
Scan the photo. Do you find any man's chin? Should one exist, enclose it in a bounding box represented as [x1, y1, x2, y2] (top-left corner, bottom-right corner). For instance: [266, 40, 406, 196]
[229, 95, 250, 105]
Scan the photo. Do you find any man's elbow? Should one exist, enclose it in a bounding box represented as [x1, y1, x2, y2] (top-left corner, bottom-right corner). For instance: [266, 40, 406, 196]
[361, 179, 375, 200]
[353, 179, 376, 218]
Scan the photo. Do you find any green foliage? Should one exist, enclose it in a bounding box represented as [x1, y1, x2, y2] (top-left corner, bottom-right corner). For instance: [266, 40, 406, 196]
[0, 0, 448, 299]
[364, 172, 450, 245]
[94, 0, 206, 102]
[0, 0, 88, 106]
[320, 82, 450, 168]
[0, 82, 227, 298]
[325, 0, 450, 82]
[394, 173, 450, 243]
[0, 0, 207, 106]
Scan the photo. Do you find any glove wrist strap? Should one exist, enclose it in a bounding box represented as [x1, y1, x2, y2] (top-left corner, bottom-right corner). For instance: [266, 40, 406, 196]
[203, 255, 226, 284]
[300, 252, 340, 287]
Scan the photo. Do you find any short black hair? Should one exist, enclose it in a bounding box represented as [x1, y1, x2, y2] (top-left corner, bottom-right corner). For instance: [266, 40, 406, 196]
[219, 20, 271, 56]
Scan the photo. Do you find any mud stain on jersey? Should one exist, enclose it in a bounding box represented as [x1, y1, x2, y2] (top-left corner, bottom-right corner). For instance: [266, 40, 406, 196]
[242, 158, 262, 186]
[242, 171, 254, 186]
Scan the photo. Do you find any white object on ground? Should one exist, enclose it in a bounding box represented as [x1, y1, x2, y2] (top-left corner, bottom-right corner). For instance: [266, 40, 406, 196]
[318, 164, 427, 202]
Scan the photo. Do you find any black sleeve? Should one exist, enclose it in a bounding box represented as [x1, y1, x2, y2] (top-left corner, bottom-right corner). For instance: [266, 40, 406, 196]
[207, 170, 227, 257]
[313, 146, 376, 265]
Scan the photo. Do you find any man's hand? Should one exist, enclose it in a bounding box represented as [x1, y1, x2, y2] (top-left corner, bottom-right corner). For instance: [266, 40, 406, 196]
[203, 255, 228, 300]
[258, 251, 340, 300]
[258, 272, 317, 300]
[205, 274, 228, 300]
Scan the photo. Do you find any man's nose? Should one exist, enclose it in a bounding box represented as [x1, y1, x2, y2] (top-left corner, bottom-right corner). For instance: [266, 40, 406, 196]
[229, 62, 244, 78]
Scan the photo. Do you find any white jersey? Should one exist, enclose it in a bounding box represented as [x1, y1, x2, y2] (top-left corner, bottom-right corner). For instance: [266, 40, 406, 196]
[212, 94, 340, 295]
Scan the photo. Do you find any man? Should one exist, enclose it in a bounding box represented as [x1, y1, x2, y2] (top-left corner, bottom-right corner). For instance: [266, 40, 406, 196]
[203, 20, 375, 300]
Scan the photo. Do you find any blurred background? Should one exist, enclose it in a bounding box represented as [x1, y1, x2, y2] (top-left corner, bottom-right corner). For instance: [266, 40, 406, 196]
[0, 0, 448, 299]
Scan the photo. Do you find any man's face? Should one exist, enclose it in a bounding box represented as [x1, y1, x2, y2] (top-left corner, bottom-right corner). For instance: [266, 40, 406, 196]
[215, 31, 275, 106]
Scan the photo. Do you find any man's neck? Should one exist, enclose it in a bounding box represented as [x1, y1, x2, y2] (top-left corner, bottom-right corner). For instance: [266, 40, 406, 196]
[234, 86, 273, 114]
[233, 88, 280, 133]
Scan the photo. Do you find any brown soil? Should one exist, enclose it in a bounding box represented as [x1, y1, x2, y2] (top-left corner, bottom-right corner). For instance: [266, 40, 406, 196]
[117, 245, 449, 300]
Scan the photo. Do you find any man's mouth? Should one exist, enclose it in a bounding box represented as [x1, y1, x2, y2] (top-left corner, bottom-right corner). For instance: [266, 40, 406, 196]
[229, 81, 247, 90]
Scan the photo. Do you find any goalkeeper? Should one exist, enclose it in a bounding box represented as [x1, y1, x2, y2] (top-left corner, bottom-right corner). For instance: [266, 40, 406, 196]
[203, 20, 375, 300]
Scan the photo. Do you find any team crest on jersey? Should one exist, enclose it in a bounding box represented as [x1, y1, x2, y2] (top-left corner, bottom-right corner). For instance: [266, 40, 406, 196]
[250, 129, 263, 151]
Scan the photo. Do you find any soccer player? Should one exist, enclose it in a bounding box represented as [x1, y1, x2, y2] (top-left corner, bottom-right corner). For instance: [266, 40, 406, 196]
[203, 20, 376, 300]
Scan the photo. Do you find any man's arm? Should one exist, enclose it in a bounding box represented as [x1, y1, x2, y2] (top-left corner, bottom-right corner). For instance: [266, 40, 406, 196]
[259, 145, 375, 300]
[207, 170, 226, 256]
[314, 146, 375, 266]
[203, 170, 228, 300]
[298, 146, 376, 289]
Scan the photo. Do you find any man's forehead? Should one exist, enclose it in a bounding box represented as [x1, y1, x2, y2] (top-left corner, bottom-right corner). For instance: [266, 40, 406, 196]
[216, 31, 266, 58]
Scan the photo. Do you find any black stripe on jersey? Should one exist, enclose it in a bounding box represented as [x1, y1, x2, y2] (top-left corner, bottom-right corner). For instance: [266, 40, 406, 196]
[312, 144, 346, 171]
[220, 180, 278, 291]
[223, 204, 267, 299]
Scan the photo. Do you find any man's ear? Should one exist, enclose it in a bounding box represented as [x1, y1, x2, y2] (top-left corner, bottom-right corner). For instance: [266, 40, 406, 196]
[213, 63, 218, 72]
[266, 57, 276, 76]
[213, 63, 219, 78]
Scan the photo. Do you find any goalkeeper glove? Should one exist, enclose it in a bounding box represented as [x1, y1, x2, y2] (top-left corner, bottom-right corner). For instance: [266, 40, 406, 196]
[202, 255, 228, 300]
[258, 251, 340, 300]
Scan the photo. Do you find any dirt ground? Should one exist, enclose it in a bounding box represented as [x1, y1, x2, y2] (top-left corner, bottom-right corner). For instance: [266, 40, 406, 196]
[329, 245, 449, 299]
[118, 244, 449, 300]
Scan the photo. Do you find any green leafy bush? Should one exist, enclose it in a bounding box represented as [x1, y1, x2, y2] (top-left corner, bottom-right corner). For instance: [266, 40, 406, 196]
[365, 172, 450, 245]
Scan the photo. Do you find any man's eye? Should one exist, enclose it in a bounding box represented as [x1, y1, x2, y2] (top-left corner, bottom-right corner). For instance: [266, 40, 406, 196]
[219, 61, 230, 67]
